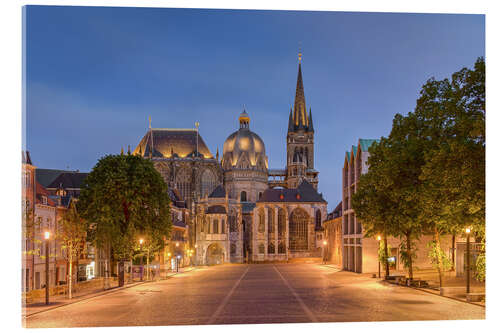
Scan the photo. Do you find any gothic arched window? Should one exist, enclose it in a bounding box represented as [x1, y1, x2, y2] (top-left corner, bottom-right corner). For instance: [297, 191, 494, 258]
[241, 191, 247, 202]
[268, 208, 274, 233]
[212, 219, 219, 234]
[278, 208, 286, 237]
[201, 169, 217, 198]
[221, 219, 225, 234]
[315, 210, 322, 229]
[278, 241, 286, 254]
[268, 241, 275, 254]
[175, 168, 191, 203]
[289, 208, 309, 252]
[230, 243, 236, 255]
[258, 243, 265, 254]
[258, 209, 265, 233]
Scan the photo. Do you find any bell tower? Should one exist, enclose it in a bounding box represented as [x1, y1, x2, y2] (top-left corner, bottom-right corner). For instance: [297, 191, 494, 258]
[286, 52, 318, 189]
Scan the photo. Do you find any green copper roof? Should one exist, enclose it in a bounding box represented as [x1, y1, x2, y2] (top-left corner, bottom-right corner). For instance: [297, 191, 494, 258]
[352, 145, 357, 159]
[359, 139, 379, 152]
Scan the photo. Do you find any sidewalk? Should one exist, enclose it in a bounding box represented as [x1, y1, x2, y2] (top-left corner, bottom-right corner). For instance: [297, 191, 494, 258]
[22, 266, 199, 317]
[384, 268, 485, 307]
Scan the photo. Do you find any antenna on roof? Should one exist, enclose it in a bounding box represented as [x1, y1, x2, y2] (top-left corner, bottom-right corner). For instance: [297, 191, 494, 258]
[195, 121, 200, 158]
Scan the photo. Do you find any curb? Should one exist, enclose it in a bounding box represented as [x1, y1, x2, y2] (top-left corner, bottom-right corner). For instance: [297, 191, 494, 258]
[23, 280, 149, 318]
[23, 267, 200, 318]
[380, 280, 486, 308]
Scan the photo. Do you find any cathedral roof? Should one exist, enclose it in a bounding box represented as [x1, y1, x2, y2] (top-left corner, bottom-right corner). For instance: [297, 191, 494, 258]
[258, 180, 326, 203]
[134, 128, 214, 159]
[208, 185, 226, 198]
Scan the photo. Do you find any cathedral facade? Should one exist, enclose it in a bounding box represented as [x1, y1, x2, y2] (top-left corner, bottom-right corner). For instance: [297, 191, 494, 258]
[134, 54, 327, 264]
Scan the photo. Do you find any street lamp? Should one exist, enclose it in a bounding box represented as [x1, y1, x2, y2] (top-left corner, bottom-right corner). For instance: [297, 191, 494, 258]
[139, 239, 144, 281]
[177, 255, 181, 272]
[322, 240, 327, 264]
[465, 227, 471, 295]
[44, 231, 50, 305]
[377, 235, 382, 278]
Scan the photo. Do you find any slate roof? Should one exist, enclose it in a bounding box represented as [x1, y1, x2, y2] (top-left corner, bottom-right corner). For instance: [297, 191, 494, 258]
[47, 172, 88, 189]
[208, 185, 226, 198]
[258, 180, 326, 203]
[242, 202, 256, 213]
[168, 188, 186, 208]
[206, 205, 227, 214]
[134, 129, 214, 159]
[35, 181, 56, 206]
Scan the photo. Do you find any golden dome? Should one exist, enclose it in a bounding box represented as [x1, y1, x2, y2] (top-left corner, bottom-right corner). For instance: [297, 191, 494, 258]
[222, 111, 267, 170]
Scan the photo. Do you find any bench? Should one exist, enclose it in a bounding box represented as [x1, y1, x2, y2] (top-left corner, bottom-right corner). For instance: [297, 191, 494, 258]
[466, 293, 485, 302]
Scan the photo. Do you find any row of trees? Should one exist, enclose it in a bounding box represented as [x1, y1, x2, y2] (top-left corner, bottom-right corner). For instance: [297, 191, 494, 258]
[352, 57, 485, 286]
[22, 152, 173, 293]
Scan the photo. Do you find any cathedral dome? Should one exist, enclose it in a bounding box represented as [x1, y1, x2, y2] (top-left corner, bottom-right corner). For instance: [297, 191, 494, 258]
[222, 110, 268, 171]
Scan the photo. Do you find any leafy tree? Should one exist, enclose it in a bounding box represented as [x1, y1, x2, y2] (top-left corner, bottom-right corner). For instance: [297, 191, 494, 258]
[58, 199, 87, 299]
[354, 128, 426, 280]
[416, 58, 485, 286]
[78, 153, 172, 286]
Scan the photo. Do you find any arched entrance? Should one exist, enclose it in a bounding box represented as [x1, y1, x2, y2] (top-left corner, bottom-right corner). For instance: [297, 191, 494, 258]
[206, 243, 225, 265]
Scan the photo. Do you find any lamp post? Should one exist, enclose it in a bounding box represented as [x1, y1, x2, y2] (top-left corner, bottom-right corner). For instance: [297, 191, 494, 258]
[194, 244, 198, 266]
[377, 235, 381, 278]
[44, 231, 50, 305]
[322, 240, 327, 264]
[177, 255, 181, 273]
[465, 227, 471, 295]
[139, 239, 144, 281]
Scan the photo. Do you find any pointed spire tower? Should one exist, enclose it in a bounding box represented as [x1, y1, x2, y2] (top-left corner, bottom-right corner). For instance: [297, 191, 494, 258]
[291, 51, 309, 131]
[286, 51, 318, 190]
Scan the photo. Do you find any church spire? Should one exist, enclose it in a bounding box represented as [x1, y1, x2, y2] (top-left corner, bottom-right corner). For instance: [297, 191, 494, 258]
[292, 52, 308, 130]
[308, 108, 314, 132]
[288, 107, 294, 133]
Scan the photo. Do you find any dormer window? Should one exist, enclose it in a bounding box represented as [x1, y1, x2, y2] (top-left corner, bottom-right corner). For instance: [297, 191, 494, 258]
[42, 196, 47, 205]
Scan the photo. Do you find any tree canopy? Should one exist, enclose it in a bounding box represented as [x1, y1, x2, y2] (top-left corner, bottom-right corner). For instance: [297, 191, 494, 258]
[78, 153, 172, 262]
[352, 57, 485, 281]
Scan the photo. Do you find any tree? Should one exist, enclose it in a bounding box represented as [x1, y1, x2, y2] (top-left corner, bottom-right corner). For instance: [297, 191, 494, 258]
[58, 199, 87, 299]
[416, 58, 485, 286]
[354, 131, 426, 280]
[78, 153, 172, 286]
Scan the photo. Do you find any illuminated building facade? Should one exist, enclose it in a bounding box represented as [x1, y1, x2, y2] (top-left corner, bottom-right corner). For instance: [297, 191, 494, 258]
[135, 54, 328, 264]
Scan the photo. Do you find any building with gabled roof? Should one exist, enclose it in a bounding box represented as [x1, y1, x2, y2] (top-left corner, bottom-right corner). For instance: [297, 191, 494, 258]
[342, 139, 453, 274]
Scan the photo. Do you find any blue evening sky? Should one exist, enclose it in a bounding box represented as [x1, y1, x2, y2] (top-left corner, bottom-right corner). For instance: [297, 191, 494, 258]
[24, 6, 484, 210]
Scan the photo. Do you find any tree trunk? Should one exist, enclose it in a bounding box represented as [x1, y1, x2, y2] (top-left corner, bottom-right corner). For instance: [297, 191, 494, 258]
[118, 260, 125, 287]
[451, 234, 456, 271]
[68, 245, 73, 299]
[434, 228, 444, 288]
[406, 232, 413, 280]
[384, 234, 389, 278]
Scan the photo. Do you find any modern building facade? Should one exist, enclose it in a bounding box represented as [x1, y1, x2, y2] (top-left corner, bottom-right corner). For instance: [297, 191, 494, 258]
[342, 139, 453, 274]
